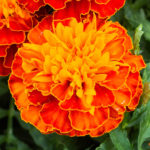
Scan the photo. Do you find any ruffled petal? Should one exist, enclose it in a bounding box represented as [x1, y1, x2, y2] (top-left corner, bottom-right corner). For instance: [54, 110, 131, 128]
[92, 84, 115, 107]
[40, 100, 72, 132]
[91, 0, 125, 18]
[51, 81, 73, 101]
[101, 65, 130, 90]
[3, 45, 18, 68]
[122, 53, 146, 72]
[21, 105, 53, 133]
[113, 84, 131, 106]
[0, 27, 25, 45]
[11, 54, 24, 77]
[54, 0, 90, 21]
[28, 16, 53, 44]
[102, 38, 125, 60]
[9, 15, 33, 31]
[8, 75, 30, 110]
[28, 90, 52, 105]
[60, 94, 90, 111]
[18, 0, 45, 13]
[90, 116, 123, 137]
[69, 108, 109, 130]
[126, 72, 139, 97]
[0, 57, 11, 76]
[0, 46, 8, 57]
[127, 78, 142, 111]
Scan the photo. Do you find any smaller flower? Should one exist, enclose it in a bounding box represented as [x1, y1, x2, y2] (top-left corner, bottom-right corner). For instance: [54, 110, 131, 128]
[0, 0, 46, 76]
[9, 15, 145, 137]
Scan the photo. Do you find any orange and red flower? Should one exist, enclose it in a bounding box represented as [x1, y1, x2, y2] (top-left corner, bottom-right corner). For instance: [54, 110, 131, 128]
[45, 0, 126, 21]
[0, 0, 45, 76]
[8, 16, 145, 137]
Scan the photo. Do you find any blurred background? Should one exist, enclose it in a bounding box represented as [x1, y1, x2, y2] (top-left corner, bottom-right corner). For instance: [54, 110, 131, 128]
[1, 0, 150, 149]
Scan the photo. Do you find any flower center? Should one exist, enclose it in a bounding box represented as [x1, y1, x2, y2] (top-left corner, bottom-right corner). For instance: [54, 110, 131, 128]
[41, 19, 120, 104]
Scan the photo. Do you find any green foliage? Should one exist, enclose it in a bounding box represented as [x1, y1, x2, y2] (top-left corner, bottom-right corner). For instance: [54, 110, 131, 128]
[1, 0, 150, 149]
[138, 101, 150, 150]
[109, 127, 132, 150]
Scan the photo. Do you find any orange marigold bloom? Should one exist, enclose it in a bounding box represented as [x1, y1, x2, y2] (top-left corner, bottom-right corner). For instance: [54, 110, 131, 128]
[0, 0, 45, 76]
[9, 16, 145, 137]
[45, 0, 126, 21]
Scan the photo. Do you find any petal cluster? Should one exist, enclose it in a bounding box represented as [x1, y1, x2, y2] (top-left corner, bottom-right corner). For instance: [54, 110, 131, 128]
[45, 0, 126, 21]
[9, 16, 145, 137]
[0, 0, 45, 76]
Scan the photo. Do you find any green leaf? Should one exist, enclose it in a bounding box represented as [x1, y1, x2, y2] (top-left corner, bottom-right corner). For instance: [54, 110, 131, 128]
[109, 126, 132, 150]
[143, 63, 150, 83]
[133, 24, 144, 55]
[95, 138, 116, 150]
[138, 101, 150, 150]
[124, 4, 150, 41]
[124, 105, 146, 128]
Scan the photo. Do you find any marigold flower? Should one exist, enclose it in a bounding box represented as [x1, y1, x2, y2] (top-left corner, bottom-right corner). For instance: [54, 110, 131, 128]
[9, 16, 145, 137]
[45, 0, 126, 21]
[0, 0, 46, 76]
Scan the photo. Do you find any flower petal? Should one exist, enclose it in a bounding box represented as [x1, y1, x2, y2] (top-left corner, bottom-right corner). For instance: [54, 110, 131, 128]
[113, 84, 131, 106]
[21, 105, 53, 133]
[60, 94, 90, 111]
[127, 78, 142, 111]
[69, 108, 109, 130]
[40, 100, 72, 132]
[0, 46, 8, 57]
[18, 0, 45, 13]
[101, 65, 130, 90]
[102, 38, 125, 60]
[8, 75, 30, 109]
[123, 53, 146, 72]
[28, 16, 53, 44]
[54, 0, 90, 21]
[51, 81, 73, 101]
[3, 45, 18, 68]
[0, 27, 25, 45]
[126, 72, 139, 97]
[28, 90, 52, 105]
[0, 57, 11, 76]
[92, 84, 115, 107]
[91, 0, 125, 18]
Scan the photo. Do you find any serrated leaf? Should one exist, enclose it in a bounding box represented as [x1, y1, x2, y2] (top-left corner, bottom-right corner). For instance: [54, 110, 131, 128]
[138, 101, 150, 150]
[109, 126, 132, 150]
[124, 4, 150, 41]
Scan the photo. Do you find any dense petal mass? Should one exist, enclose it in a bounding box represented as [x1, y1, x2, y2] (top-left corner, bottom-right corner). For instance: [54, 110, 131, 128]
[9, 16, 145, 137]
[0, 0, 46, 76]
[45, 0, 126, 21]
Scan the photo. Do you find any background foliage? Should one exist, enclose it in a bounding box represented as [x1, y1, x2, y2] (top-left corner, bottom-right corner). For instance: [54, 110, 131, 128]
[1, 0, 150, 149]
